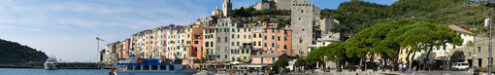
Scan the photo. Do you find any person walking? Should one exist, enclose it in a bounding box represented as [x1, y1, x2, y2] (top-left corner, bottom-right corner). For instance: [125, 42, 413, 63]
[399, 63, 403, 72]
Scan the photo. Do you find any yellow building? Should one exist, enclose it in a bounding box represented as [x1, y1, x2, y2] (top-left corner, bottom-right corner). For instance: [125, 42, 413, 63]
[203, 26, 217, 60]
[166, 28, 178, 59]
[230, 26, 253, 62]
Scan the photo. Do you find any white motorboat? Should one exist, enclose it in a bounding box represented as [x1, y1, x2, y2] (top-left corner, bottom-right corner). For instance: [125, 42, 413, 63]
[44, 57, 57, 70]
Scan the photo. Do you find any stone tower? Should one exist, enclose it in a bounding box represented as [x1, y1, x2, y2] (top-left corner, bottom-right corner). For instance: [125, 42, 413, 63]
[222, 0, 232, 17]
[290, 0, 319, 56]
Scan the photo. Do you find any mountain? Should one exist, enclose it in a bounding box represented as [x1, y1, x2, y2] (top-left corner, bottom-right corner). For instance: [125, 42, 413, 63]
[0, 39, 48, 64]
[323, 0, 487, 36]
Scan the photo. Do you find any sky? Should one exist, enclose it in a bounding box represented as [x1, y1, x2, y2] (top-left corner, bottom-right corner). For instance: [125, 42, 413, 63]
[0, 0, 398, 62]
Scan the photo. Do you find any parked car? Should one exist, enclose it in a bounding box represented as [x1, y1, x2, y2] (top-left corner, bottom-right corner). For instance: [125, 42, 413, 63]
[451, 62, 469, 71]
[312, 68, 323, 73]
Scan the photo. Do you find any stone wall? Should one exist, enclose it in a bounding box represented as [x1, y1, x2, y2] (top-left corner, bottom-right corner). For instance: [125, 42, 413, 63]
[290, 0, 318, 56]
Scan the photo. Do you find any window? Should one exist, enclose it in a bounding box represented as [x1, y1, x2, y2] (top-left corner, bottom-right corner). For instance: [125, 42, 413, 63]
[211, 42, 214, 47]
[232, 57, 235, 61]
[272, 36, 275, 40]
[405, 48, 408, 54]
[241, 49, 245, 54]
[258, 41, 261, 46]
[232, 34, 235, 38]
[246, 49, 249, 53]
[301, 10, 304, 13]
[244, 28, 247, 32]
[478, 46, 481, 53]
[400, 49, 402, 54]
[259, 34, 262, 38]
[206, 49, 209, 55]
[264, 29, 267, 33]
[232, 28, 235, 32]
[253, 34, 257, 38]
[278, 36, 280, 41]
[225, 37, 228, 42]
[232, 42, 235, 46]
[284, 30, 287, 34]
[284, 36, 287, 41]
[225, 55, 227, 59]
[264, 43, 267, 47]
[272, 43, 275, 47]
[205, 42, 209, 47]
[244, 56, 247, 60]
[194, 41, 198, 44]
[264, 36, 267, 40]
[244, 35, 246, 39]
[237, 35, 240, 38]
[284, 45, 287, 49]
[217, 37, 221, 42]
[249, 35, 251, 39]
[271, 29, 274, 33]
[254, 42, 257, 46]
[237, 42, 240, 46]
[231, 49, 234, 54]
[299, 39, 303, 43]
[170, 65, 174, 70]
[248, 28, 251, 32]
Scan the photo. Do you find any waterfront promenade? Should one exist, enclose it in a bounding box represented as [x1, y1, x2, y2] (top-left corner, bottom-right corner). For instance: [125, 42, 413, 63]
[193, 69, 473, 75]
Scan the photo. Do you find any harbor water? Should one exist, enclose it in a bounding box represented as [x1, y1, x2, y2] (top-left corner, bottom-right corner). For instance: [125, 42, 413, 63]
[0, 68, 110, 75]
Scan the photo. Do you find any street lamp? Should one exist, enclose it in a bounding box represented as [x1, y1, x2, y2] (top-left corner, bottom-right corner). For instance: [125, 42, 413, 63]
[486, 1, 495, 75]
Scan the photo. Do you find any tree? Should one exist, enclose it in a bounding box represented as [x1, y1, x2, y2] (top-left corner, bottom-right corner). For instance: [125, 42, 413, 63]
[389, 22, 461, 71]
[450, 51, 465, 63]
[273, 59, 289, 67]
[343, 20, 412, 69]
[294, 59, 307, 67]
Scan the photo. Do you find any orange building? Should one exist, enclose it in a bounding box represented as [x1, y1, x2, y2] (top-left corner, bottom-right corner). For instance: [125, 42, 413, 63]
[143, 30, 153, 58]
[122, 39, 131, 59]
[262, 23, 292, 55]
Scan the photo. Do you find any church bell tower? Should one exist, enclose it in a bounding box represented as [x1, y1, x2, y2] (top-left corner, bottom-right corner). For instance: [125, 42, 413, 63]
[222, 0, 232, 17]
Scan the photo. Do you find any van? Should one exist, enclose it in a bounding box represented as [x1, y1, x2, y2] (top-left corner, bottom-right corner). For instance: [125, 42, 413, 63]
[451, 62, 469, 71]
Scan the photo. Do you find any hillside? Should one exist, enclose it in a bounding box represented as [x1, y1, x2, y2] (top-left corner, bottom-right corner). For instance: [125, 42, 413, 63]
[0, 39, 48, 64]
[322, 0, 488, 36]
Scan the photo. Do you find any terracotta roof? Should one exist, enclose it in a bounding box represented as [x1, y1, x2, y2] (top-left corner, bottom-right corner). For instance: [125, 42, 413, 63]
[449, 24, 475, 35]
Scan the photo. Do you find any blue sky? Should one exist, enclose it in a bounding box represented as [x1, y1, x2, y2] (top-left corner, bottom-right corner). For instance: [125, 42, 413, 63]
[0, 0, 397, 62]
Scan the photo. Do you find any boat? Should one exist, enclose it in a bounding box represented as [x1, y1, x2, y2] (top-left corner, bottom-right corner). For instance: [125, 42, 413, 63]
[44, 57, 57, 70]
[111, 58, 196, 75]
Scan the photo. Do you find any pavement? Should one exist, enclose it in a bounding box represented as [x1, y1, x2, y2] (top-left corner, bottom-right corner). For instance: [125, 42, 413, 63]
[193, 70, 473, 75]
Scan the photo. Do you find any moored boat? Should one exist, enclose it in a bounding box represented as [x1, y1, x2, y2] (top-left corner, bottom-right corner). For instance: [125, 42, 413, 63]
[111, 58, 196, 75]
[44, 57, 57, 70]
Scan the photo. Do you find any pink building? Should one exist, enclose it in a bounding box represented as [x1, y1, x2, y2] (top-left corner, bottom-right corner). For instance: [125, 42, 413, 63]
[251, 53, 282, 64]
[191, 25, 204, 59]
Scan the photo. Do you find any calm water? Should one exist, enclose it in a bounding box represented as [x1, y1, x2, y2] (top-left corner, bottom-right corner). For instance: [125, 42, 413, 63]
[0, 68, 110, 75]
